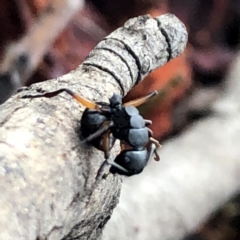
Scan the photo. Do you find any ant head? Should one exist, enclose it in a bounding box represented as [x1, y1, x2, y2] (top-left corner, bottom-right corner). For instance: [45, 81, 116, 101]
[109, 93, 122, 108]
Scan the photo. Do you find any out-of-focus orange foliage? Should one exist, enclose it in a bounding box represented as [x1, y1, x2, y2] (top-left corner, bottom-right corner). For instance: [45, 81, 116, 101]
[26, 0, 47, 14]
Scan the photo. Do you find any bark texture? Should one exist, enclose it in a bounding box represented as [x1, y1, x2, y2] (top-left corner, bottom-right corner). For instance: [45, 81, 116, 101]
[0, 14, 187, 240]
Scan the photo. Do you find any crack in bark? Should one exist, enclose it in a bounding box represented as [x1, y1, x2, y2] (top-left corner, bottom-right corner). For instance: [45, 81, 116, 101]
[82, 63, 125, 95]
[155, 19, 172, 62]
[0, 103, 28, 126]
[98, 46, 134, 84]
[107, 37, 142, 85]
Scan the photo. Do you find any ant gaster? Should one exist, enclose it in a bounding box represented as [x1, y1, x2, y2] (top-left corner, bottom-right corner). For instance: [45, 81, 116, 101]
[23, 88, 161, 178]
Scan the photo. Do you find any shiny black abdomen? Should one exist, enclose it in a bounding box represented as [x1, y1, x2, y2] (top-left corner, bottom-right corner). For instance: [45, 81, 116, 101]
[109, 149, 149, 176]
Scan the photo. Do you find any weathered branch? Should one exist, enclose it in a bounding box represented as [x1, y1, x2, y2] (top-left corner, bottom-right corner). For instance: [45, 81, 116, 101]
[0, 14, 187, 239]
[103, 54, 240, 240]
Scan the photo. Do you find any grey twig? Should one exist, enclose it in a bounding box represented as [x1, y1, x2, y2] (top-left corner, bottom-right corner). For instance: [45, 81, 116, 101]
[0, 14, 187, 240]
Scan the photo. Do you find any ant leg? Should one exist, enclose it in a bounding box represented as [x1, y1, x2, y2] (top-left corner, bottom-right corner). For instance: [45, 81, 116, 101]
[124, 90, 158, 107]
[116, 142, 126, 154]
[106, 142, 128, 173]
[96, 135, 128, 179]
[120, 142, 124, 149]
[97, 159, 129, 180]
[105, 159, 128, 173]
[95, 131, 114, 179]
[82, 121, 114, 143]
[150, 137, 162, 148]
[22, 88, 99, 109]
[147, 129, 161, 161]
[144, 119, 152, 126]
[147, 143, 157, 161]
[149, 137, 162, 161]
[147, 127, 153, 136]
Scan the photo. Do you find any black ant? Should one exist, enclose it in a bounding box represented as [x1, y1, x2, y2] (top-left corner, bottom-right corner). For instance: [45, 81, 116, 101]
[22, 88, 161, 178]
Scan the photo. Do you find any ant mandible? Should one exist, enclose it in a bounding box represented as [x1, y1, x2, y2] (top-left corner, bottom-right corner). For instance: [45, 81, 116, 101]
[22, 88, 161, 178]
